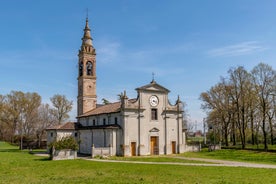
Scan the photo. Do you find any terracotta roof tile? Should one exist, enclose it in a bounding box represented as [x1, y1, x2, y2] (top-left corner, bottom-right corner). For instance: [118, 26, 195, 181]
[46, 122, 77, 130]
[78, 99, 137, 117]
[79, 101, 121, 117]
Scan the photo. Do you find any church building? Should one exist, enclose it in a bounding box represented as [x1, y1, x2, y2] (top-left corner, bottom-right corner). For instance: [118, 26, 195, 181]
[47, 18, 187, 156]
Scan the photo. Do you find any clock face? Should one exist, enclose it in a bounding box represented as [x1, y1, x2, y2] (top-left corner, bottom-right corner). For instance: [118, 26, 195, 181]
[149, 95, 159, 107]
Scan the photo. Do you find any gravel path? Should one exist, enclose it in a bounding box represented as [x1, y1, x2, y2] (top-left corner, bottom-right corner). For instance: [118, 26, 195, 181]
[35, 153, 276, 169]
[172, 156, 276, 169]
[82, 156, 276, 169]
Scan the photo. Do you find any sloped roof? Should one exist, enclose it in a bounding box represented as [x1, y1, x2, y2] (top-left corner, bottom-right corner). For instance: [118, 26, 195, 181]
[78, 99, 137, 117]
[46, 122, 77, 130]
[78, 101, 121, 117]
[136, 80, 170, 93]
[77, 124, 121, 130]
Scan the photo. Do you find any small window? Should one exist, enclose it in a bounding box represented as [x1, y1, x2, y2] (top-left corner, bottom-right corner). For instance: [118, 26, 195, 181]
[115, 117, 118, 124]
[50, 132, 53, 137]
[151, 109, 158, 120]
[75, 132, 78, 137]
[103, 118, 106, 125]
[93, 119, 96, 126]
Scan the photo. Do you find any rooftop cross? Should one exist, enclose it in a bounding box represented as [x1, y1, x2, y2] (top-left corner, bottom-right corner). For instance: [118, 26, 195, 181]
[86, 8, 89, 20]
[151, 72, 156, 83]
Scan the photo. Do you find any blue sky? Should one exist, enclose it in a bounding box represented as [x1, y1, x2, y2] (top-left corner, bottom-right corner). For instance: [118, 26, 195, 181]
[1, 1, 276, 129]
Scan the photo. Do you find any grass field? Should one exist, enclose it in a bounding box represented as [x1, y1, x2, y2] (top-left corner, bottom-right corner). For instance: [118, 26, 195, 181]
[107, 155, 211, 164]
[182, 148, 276, 164]
[1, 142, 276, 184]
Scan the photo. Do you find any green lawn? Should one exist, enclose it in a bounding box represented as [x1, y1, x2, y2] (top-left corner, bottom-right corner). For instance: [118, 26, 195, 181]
[182, 148, 276, 164]
[1, 142, 276, 184]
[108, 155, 211, 164]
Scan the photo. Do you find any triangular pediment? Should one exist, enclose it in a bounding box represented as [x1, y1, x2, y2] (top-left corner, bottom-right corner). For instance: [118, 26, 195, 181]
[149, 127, 160, 132]
[136, 81, 170, 94]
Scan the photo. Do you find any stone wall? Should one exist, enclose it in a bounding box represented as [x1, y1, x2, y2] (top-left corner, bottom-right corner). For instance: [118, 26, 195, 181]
[183, 145, 201, 152]
[51, 149, 77, 160]
[91, 145, 112, 158]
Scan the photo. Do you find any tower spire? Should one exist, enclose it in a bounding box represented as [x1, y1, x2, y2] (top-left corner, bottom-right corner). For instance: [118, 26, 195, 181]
[78, 17, 97, 116]
[81, 17, 93, 47]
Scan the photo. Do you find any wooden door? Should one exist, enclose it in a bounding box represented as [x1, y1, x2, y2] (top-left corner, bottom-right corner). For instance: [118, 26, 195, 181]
[172, 141, 176, 154]
[150, 136, 159, 155]
[131, 142, 136, 156]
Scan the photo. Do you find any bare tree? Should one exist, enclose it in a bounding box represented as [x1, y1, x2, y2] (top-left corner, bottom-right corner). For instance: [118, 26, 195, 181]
[200, 79, 234, 146]
[252, 63, 276, 151]
[0, 91, 41, 148]
[0, 92, 74, 148]
[3, 91, 25, 143]
[21, 92, 41, 141]
[200, 63, 275, 150]
[36, 103, 56, 148]
[50, 94, 73, 124]
[0, 95, 5, 140]
[228, 66, 251, 149]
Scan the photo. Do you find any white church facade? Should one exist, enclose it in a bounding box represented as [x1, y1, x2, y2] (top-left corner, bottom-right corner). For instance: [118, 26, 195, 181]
[47, 18, 188, 156]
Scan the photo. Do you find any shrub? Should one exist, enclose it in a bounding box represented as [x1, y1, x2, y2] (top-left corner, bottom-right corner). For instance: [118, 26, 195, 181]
[50, 136, 78, 151]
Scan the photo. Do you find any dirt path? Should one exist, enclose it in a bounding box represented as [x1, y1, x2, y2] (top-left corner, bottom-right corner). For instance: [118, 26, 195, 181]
[35, 153, 276, 169]
[171, 156, 276, 169]
[81, 156, 276, 169]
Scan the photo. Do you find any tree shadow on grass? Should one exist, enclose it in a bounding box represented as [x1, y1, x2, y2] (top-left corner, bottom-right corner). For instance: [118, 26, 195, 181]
[0, 148, 22, 152]
[34, 157, 51, 161]
[28, 150, 52, 161]
[29, 150, 48, 155]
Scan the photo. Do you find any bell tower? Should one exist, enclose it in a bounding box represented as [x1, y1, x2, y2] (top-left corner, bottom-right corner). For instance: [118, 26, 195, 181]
[77, 18, 97, 116]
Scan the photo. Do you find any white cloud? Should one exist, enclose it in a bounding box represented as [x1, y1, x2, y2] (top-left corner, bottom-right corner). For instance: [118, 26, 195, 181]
[207, 41, 267, 57]
[97, 40, 121, 64]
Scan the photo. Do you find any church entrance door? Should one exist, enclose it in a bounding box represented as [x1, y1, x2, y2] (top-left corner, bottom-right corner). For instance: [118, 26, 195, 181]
[172, 141, 176, 154]
[131, 142, 136, 156]
[150, 136, 159, 155]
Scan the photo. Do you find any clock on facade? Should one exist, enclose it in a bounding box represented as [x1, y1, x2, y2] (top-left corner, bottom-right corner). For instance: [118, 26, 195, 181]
[149, 95, 159, 107]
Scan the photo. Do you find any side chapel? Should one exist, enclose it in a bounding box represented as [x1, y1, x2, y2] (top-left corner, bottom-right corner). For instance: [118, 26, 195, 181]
[47, 18, 187, 156]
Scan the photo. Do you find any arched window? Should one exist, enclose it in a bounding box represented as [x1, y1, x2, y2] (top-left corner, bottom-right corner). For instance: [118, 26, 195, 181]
[86, 61, 93, 76]
[79, 62, 83, 76]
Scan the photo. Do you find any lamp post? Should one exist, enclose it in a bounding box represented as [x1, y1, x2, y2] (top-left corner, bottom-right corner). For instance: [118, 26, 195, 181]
[203, 118, 206, 145]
